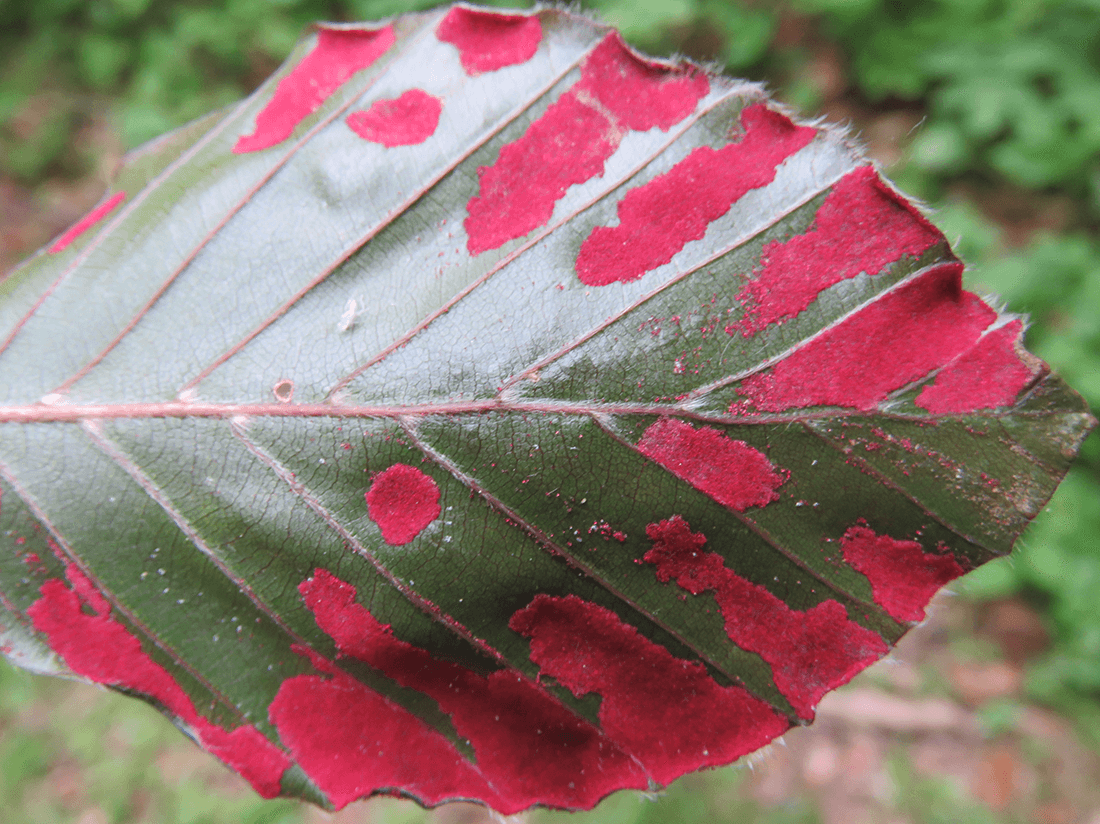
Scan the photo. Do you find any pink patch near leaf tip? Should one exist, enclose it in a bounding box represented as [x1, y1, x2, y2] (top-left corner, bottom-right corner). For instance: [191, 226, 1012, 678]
[840, 525, 966, 622]
[637, 418, 785, 511]
[346, 89, 442, 147]
[644, 516, 888, 718]
[437, 7, 542, 76]
[28, 577, 289, 798]
[576, 105, 816, 286]
[234, 27, 396, 154]
[365, 463, 441, 545]
[48, 191, 126, 254]
[509, 592, 790, 785]
[736, 263, 996, 413]
[915, 320, 1034, 414]
[733, 166, 943, 336]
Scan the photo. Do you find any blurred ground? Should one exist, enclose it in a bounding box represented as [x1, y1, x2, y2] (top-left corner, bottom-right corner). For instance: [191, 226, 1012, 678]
[747, 594, 1100, 824]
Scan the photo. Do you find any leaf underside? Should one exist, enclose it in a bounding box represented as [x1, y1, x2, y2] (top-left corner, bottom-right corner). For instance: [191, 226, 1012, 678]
[0, 3, 1093, 813]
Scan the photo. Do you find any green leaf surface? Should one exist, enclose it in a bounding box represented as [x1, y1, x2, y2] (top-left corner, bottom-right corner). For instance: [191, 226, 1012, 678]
[0, 2, 1092, 814]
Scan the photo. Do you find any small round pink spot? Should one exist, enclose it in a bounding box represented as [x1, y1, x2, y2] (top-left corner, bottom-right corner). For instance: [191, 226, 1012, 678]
[365, 464, 441, 545]
[346, 89, 443, 147]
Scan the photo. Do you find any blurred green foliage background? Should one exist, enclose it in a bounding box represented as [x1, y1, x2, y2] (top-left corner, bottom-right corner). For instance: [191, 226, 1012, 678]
[1, 0, 1098, 821]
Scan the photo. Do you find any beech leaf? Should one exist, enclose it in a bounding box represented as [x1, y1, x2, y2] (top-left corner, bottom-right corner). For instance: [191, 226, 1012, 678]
[0, 3, 1093, 813]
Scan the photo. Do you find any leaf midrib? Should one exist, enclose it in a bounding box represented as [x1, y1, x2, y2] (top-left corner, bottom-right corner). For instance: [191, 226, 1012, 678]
[0, 397, 1036, 424]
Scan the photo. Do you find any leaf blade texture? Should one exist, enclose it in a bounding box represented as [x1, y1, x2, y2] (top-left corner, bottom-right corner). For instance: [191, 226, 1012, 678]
[0, 3, 1093, 813]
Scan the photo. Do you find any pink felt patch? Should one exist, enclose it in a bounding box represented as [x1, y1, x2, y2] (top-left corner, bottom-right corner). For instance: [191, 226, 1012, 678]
[576, 105, 816, 286]
[270, 650, 500, 810]
[294, 569, 643, 811]
[915, 321, 1034, 414]
[346, 89, 442, 147]
[64, 562, 110, 618]
[637, 418, 785, 511]
[643, 516, 888, 719]
[736, 263, 997, 413]
[509, 593, 790, 785]
[839, 525, 966, 622]
[581, 37, 710, 133]
[466, 95, 615, 255]
[364, 464, 441, 545]
[733, 166, 943, 336]
[204, 724, 294, 798]
[48, 191, 126, 254]
[464, 35, 709, 255]
[437, 7, 542, 76]
[28, 577, 289, 798]
[234, 27, 396, 154]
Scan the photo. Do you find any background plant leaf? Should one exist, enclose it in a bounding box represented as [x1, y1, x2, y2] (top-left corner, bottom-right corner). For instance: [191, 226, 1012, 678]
[0, 3, 1093, 814]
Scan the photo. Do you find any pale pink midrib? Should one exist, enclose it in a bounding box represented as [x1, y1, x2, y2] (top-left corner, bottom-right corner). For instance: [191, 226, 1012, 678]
[0, 398, 910, 424]
[0, 396, 1023, 425]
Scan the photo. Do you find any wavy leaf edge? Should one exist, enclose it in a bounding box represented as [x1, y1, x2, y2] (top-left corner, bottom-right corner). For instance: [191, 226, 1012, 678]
[0, 2, 1094, 814]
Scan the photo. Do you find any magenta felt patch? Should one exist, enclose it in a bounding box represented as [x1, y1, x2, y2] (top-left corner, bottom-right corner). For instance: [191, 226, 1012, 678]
[48, 191, 126, 254]
[365, 463, 441, 545]
[509, 592, 790, 785]
[295, 569, 643, 811]
[839, 525, 965, 622]
[580, 35, 710, 132]
[465, 95, 616, 255]
[437, 7, 542, 76]
[64, 562, 110, 617]
[234, 27, 396, 154]
[464, 35, 708, 255]
[916, 321, 1034, 414]
[643, 517, 888, 719]
[576, 105, 816, 286]
[733, 166, 942, 336]
[736, 263, 997, 413]
[28, 577, 289, 798]
[346, 89, 442, 147]
[637, 418, 785, 511]
[269, 651, 499, 811]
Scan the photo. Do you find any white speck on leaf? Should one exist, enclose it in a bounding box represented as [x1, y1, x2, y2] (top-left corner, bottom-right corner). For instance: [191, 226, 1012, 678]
[338, 298, 358, 332]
